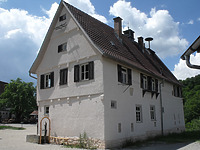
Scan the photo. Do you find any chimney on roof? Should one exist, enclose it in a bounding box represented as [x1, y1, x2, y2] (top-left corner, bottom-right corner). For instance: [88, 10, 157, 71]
[123, 29, 135, 41]
[138, 37, 145, 50]
[113, 17, 122, 38]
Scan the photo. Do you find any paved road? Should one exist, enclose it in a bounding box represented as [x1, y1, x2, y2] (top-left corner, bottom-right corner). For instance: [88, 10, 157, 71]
[0, 124, 200, 150]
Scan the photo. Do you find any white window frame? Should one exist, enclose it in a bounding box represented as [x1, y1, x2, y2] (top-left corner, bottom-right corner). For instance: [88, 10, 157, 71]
[121, 67, 128, 84]
[45, 73, 51, 88]
[80, 63, 89, 81]
[143, 75, 147, 90]
[136, 105, 142, 123]
[150, 105, 156, 121]
[152, 78, 155, 91]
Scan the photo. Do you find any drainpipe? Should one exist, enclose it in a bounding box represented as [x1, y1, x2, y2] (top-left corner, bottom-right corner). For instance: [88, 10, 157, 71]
[159, 80, 164, 136]
[29, 72, 37, 80]
[185, 55, 200, 69]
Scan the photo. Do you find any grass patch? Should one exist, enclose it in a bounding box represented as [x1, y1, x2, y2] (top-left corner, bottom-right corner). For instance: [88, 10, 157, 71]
[0, 125, 25, 130]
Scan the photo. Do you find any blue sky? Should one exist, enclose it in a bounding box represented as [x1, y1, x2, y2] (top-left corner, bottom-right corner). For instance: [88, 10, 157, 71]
[0, 0, 200, 84]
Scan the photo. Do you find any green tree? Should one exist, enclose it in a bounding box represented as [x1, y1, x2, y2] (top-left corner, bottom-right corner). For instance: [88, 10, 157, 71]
[0, 78, 37, 122]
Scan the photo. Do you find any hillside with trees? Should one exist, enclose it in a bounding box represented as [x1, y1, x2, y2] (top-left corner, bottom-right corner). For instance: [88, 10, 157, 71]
[180, 74, 200, 130]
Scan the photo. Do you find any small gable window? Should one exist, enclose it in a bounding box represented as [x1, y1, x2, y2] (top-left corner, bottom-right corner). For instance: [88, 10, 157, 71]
[60, 68, 68, 85]
[58, 43, 67, 53]
[40, 72, 54, 89]
[117, 64, 132, 85]
[74, 61, 94, 82]
[59, 14, 66, 22]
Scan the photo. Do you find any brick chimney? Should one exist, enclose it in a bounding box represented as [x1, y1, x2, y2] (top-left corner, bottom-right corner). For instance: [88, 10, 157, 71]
[113, 17, 122, 38]
[138, 37, 144, 50]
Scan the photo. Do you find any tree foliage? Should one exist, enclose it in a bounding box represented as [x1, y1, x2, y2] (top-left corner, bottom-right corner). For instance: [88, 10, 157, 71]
[180, 75, 200, 123]
[0, 78, 37, 122]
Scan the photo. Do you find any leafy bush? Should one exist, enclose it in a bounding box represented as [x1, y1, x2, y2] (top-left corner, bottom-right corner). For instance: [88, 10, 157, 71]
[186, 119, 200, 131]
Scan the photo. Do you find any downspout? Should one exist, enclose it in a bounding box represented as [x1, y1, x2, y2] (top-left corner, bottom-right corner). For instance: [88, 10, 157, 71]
[185, 55, 200, 69]
[29, 72, 37, 80]
[159, 80, 164, 136]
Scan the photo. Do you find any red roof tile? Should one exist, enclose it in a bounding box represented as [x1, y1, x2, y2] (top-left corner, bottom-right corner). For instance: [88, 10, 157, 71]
[64, 2, 180, 85]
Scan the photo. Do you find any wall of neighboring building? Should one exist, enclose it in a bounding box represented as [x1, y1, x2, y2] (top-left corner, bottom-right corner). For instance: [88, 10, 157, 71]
[102, 57, 185, 147]
[36, 7, 105, 140]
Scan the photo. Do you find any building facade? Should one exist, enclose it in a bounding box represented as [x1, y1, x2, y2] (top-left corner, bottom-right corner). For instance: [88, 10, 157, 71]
[29, 1, 185, 148]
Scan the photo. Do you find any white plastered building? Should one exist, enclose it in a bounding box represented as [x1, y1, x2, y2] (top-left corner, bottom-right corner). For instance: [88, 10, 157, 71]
[29, 1, 185, 148]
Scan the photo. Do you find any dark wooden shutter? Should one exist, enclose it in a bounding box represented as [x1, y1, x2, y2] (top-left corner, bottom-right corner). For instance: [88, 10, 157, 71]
[65, 68, 68, 84]
[147, 76, 152, 91]
[127, 68, 132, 85]
[140, 73, 143, 88]
[58, 45, 62, 53]
[40, 74, 44, 89]
[50, 72, 54, 87]
[117, 64, 122, 83]
[74, 65, 80, 82]
[89, 61, 94, 80]
[155, 79, 158, 92]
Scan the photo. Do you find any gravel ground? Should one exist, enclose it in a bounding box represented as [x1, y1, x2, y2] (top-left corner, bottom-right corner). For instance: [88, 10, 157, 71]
[0, 124, 200, 150]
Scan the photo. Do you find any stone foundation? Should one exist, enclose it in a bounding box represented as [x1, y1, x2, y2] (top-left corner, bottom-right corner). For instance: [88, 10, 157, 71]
[50, 136, 105, 148]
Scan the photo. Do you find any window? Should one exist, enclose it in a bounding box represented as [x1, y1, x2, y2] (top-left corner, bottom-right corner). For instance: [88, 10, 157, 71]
[136, 105, 142, 122]
[60, 68, 68, 85]
[44, 106, 49, 116]
[131, 123, 134, 132]
[80, 63, 89, 80]
[173, 85, 182, 97]
[111, 100, 117, 109]
[150, 106, 156, 121]
[74, 61, 94, 82]
[59, 14, 66, 22]
[40, 72, 54, 89]
[141, 74, 147, 89]
[58, 43, 67, 53]
[141, 74, 158, 93]
[117, 64, 132, 85]
[118, 123, 121, 133]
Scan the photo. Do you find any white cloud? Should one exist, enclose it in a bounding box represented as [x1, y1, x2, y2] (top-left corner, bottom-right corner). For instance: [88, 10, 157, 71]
[0, 0, 7, 2]
[0, 4, 57, 83]
[188, 20, 194, 25]
[172, 53, 200, 80]
[109, 0, 188, 59]
[64, 0, 107, 23]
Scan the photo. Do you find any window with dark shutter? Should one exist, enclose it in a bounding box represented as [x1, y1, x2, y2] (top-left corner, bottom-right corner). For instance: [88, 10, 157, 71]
[147, 76, 152, 91]
[40, 72, 54, 89]
[155, 79, 158, 92]
[89, 61, 94, 80]
[50, 72, 54, 87]
[74, 61, 94, 82]
[74, 65, 80, 82]
[140, 73, 144, 88]
[117, 65, 122, 83]
[117, 64, 131, 85]
[127, 68, 132, 85]
[60, 68, 68, 85]
[40, 75, 44, 89]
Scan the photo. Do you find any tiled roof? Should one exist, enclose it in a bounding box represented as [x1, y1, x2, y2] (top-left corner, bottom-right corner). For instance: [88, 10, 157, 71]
[65, 2, 180, 85]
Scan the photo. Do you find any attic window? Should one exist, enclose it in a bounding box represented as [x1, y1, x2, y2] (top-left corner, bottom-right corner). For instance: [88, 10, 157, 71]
[59, 14, 66, 22]
[58, 43, 67, 53]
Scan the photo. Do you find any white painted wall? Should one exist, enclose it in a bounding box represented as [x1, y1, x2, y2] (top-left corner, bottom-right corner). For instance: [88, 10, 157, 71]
[36, 7, 105, 140]
[102, 57, 185, 147]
